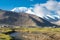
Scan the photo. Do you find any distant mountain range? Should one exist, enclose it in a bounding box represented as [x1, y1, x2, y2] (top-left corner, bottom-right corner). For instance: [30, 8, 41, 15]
[0, 9, 59, 27]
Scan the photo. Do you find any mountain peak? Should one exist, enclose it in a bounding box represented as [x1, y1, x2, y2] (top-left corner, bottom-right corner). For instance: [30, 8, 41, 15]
[11, 7, 28, 13]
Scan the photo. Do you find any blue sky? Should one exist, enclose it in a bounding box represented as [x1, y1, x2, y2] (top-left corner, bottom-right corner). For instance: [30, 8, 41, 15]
[0, 0, 60, 10]
[0, 0, 53, 10]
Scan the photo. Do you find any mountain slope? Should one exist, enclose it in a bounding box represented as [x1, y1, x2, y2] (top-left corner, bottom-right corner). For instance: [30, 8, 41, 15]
[0, 9, 58, 27]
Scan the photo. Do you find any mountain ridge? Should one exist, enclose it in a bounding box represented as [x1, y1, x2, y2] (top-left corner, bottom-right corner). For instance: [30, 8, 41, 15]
[0, 9, 59, 27]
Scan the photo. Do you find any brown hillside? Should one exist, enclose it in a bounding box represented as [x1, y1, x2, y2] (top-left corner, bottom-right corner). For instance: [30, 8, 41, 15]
[0, 9, 58, 27]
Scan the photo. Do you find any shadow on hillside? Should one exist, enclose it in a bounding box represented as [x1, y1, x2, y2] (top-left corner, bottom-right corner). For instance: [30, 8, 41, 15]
[29, 16, 59, 27]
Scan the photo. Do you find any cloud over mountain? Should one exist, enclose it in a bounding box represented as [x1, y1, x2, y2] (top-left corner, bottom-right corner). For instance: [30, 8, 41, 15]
[11, 0, 60, 22]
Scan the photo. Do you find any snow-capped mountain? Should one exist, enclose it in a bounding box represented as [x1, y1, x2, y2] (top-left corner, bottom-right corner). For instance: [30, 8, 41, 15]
[11, 7, 60, 22]
[44, 15, 60, 22]
[11, 7, 28, 13]
[11, 7, 35, 15]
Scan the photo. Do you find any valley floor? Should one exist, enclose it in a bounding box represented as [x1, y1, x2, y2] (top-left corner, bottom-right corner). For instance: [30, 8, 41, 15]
[0, 27, 60, 40]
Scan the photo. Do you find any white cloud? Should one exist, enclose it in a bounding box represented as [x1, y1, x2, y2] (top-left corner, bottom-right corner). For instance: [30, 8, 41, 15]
[45, 0, 58, 11]
[33, 4, 47, 18]
[32, 0, 60, 19]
